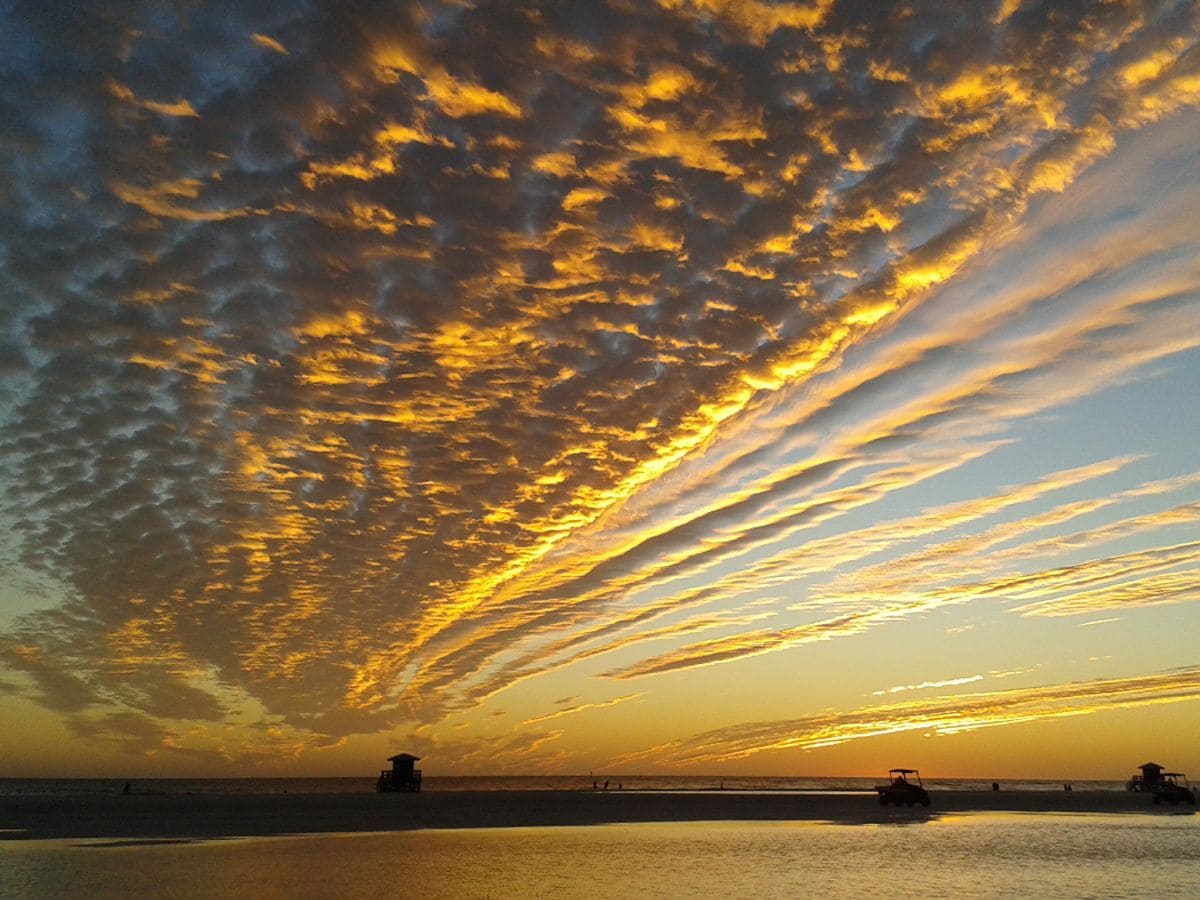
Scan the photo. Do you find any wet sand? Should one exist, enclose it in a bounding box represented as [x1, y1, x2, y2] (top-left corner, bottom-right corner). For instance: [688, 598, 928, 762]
[0, 789, 1176, 841]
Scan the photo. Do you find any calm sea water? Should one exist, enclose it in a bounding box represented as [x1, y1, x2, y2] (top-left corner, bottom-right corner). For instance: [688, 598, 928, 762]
[2, 813, 1196, 899]
[0, 775, 1126, 797]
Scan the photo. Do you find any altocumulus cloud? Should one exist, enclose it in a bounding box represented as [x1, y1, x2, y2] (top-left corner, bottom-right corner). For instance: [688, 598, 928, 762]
[1, 0, 1199, 764]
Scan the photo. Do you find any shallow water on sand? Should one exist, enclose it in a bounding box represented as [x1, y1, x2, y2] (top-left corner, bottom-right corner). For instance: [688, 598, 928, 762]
[2, 812, 1196, 899]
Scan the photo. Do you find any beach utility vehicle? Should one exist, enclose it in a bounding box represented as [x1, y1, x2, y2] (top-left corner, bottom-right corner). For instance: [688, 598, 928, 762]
[1151, 773, 1195, 806]
[875, 769, 930, 807]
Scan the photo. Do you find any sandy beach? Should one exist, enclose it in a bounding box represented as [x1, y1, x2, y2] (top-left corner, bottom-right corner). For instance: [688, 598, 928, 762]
[0, 789, 1175, 842]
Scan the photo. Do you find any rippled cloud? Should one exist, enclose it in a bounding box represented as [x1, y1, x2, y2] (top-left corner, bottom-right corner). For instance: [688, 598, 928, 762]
[1, 0, 1198, 768]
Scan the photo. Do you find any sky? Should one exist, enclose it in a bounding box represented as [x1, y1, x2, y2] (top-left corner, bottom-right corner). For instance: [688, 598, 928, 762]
[1, 0, 1198, 780]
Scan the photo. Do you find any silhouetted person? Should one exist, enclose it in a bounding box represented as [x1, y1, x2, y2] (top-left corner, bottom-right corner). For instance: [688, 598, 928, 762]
[992, 782, 1000, 791]
[123, 783, 130, 795]
[1064, 783, 1072, 792]
[604, 780, 609, 791]
[593, 780, 598, 791]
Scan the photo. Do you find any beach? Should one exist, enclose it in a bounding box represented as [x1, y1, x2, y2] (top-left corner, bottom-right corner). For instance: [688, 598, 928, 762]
[0, 788, 1175, 841]
[4, 789, 1195, 899]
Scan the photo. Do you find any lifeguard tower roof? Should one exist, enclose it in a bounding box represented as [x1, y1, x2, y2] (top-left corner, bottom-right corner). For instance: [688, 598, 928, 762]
[1140, 762, 1164, 770]
[388, 753, 421, 762]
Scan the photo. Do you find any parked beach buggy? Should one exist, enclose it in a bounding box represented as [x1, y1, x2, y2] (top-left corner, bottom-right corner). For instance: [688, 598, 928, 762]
[1152, 772, 1195, 806]
[876, 768, 931, 807]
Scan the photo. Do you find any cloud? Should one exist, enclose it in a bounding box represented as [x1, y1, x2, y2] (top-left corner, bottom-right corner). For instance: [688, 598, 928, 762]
[0, 0, 1198, 764]
[1013, 563, 1200, 618]
[873, 675, 984, 697]
[105, 79, 199, 117]
[610, 665, 1200, 768]
[110, 178, 248, 221]
[251, 34, 289, 56]
[519, 692, 643, 726]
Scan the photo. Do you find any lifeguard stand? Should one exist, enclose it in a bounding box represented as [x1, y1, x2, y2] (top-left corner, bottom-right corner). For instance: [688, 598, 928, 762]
[377, 753, 422, 792]
[1126, 761, 1164, 791]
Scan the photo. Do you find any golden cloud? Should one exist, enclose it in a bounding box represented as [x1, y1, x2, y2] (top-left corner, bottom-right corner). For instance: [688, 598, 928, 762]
[612, 666, 1200, 766]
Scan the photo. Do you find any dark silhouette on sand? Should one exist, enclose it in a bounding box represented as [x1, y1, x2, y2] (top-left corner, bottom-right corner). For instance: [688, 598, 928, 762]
[875, 769, 931, 807]
[1126, 762, 1165, 792]
[377, 753, 423, 792]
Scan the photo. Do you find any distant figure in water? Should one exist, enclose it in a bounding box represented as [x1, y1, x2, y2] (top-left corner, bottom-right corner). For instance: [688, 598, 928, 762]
[618, 783, 622, 790]
[604, 780, 609, 791]
[1064, 783, 1073, 792]
[992, 782, 1000, 791]
[720, 780, 724, 790]
[123, 783, 130, 795]
[593, 780, 598, 791]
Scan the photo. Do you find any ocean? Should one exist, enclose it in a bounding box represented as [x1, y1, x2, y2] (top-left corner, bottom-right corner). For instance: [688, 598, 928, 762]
[0, 774, 1127, 797]
[2, 813, 1196, 898]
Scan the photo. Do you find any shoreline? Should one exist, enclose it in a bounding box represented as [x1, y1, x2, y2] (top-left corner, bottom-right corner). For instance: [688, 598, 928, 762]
[1, 789, 1187, 841]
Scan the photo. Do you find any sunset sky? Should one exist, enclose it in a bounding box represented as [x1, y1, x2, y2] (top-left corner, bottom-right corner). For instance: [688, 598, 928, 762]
[2, 1, 1198, 780]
